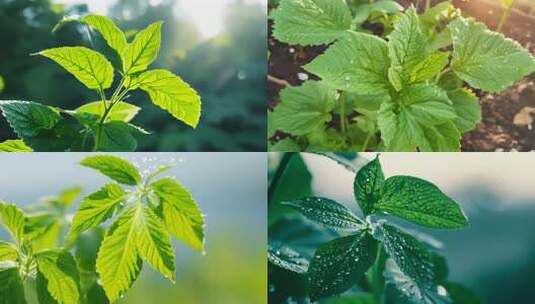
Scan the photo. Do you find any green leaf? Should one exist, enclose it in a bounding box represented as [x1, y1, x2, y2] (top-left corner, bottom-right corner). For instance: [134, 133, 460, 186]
[499, 0, 515, 9]
[82, 15, 128, 54]
[151, 178, 204, 251]
[0, 75, 4, 95]
[419, 121, 461, 152]
[308, 231, 378, 301]
[36, 250, 80, 304]
[0, 202, 25, 245]
[410, 52, 450, 83]
[122, 22, 163, 74]
[97, 121, 139, 152]
[0, 100, 60, 138]
[388, 7, 428, 88]
[321, 294, 376, 304]
[353, 0, 404, 24]
[134, 69, 201, 128]
[379, 224, 449, 304]
[449, 16, 535, 92]
[268, 243, 309, 274]
[54, 186, 83, 209]
[136, 205, 175, 280]
[269, 138, 302, 152]
[445, 282, 483, 304]
[0, 140, 32, 152]
[38, 47, 114, 90]
[377, 84, 457, 151]
[376, 176, 468, 228]
[448, 88, 481, 133]
[96, 205, 143, 302]
[354, 155, 385, 216]
[305, 31, 390, 95]
[76, 101, 140, 123]
[270, 81, 336, 136]
[270, 0, 352, 46]
[0, 268, 26, 304]
[80, 155, 141, 185]
[282, 197, 363, 231]
[0, 241, 18, 262]
[69, 183, 126, 239]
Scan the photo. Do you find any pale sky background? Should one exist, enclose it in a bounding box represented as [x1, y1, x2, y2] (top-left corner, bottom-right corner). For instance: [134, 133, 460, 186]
[54, 0, 266, 38]
[301, 152, 535, 208]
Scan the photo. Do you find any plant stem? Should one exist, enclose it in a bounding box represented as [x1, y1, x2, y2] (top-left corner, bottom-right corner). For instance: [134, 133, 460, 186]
[268, 152, 293, 205]
[361, 132, 372, 152]
[23, 278, 39, 304]
[498, 0, 517, 32]
[425, 0, 431, 12]
[340, 96, 347, 133]
[369, 245, 386, 304]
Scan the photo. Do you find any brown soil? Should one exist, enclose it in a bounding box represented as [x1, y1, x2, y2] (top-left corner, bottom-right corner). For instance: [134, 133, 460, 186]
[268, 0, 535, 151]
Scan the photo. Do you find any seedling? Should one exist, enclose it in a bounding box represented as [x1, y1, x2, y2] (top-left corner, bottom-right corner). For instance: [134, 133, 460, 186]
[498, 0, 517, 31]
[268, 1, 535, 151]
[0, 15, 202, 152]
[268, 154, 472, 303]
[0, 155, 205, 303]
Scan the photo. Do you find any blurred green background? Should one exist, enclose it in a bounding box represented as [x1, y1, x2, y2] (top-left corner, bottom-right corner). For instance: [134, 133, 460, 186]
[0, 152, 267, 303]
[0, 0, 267, 151]
[268, 152, 535, 304]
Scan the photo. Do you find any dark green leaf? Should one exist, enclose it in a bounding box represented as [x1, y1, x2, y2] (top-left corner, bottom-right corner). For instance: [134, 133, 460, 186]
[0, 100, 59, 138]
[0, 268, 26, 304]
[354, 155, 384, 215]
[97, 121, 139, 152]
[308, 231, 378, 301]
[268, 243, 309, 274]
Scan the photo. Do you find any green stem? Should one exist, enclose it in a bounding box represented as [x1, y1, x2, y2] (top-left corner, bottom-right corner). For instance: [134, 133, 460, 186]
[425, 0, 431, 12]
[340, 95, 347, 133]
[23, 278, 39, 304]
[498, 1, 516, 32]
[268, 152, 293, 205]
[369, 245, 386, 304]
[361, 132, 372, 152]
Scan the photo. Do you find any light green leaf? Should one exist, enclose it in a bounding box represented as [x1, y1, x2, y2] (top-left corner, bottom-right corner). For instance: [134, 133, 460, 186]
[308, 231, 378, 301]
[271, 0, 352, 46]
[0, 75, 4, 94]
[419, 121, 461, 152]
[136, 205, 175, 280]
[270, 81, 336, 136]
[305, 31, 390, 95]
[54, 186, 82, 209]
[268, 243, 309, 274]
[499, 0, 515, 8]
[449, 16, 535, 92]
[449, 88, 481, 133]
[354, 155, 384, 216]
[76, 101, 140, 123]
[69, 183, 126, 238]
[135, 69, 201, 128]
[122, 22, 162, 74]
[376, 176, 468, 228]
[97, 121, 139, 152]
[378, 224, 449, 304]
[282, 197, 362, 231]
[388, 7, 428, 87]
[36, 250, 80, 304]
[0, 202, 25, 245]
[0, 268, 26, 304]
[269, 138, 302, 152]
[39, 47, 114, 90]
[80, 155, 141, 185]
[0, 140, 32, 152]
[378, 84, 456, 151]
[82, 15, 127, 54]
[353, 0, 404, 24]
[410, 52, 450, 83]
[96, 205, 143, 302]
[0, 242, 18, 262]
[0, 100, 60, 138]
[151, 178, 204, 251]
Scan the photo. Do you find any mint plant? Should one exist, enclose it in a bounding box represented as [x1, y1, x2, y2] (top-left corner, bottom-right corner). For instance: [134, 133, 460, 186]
[0, 155, 205, 303]
[268, 1, 535, 151]
[269, 154, 472, 303]
[0, 15, 201, 152]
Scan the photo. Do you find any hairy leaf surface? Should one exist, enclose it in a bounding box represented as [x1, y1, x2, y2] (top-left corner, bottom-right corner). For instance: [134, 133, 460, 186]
[39, 47, 114, 90]
[376, 176, 468, 228]
[449, 16, 535, 92]
[271, 0, 352, 46]
[151, 178, 204, 251]
[282, 197, 362, 231]
[80, 155, 141, 185]
[305, 32, 390, 95]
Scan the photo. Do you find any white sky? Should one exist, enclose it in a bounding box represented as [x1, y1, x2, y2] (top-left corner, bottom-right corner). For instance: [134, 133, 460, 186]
[54, 0, 266, 38]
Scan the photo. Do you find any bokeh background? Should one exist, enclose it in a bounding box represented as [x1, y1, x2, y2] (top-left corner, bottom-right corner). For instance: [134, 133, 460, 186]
[0, 0, 267, 151]
[0, 152, 267, 304]
[269, 152, 535, 303]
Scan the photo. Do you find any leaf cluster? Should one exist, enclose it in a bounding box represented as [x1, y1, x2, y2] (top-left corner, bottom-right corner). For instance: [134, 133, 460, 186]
[0, 155, 205, 303]
[269, 154, 474, 303]
[268, 1, 535, 151]
[0, 15, 202, 152]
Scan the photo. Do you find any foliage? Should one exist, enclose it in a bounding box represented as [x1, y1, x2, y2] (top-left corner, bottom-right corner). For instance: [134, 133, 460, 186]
[268, 1, 535, 151]
[268, 153, 481, 303]
[0, 13, 201, 152]
[0, 154, 205, 303]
